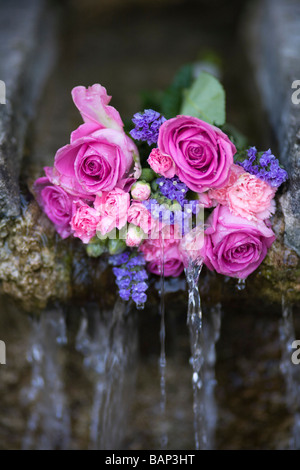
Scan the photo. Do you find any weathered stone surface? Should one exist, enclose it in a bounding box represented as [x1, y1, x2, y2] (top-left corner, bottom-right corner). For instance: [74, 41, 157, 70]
[246, 0, 300, 256]
[0, 0, 58, 218]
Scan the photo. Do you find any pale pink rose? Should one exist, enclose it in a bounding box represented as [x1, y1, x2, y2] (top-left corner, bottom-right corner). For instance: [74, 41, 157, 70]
[140, 239, 184, 277]
[130, 181, 151, 201]
[148, 222, 181, 245]
[208, 163, 244, 206]
[180, 225, 205, 265]
[71, 200, 100, 244]
[71, 84, 124, 131]
[147, 148, 176, 178]
[127, 202, 155, 234]
[94, 188, 129, 236]
[126, 224, 145, 247]
[227, 173, 276, 220]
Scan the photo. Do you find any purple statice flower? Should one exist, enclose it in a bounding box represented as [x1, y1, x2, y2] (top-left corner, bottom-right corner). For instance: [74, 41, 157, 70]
[132, 292, 147, 305]
[119, 289, 131, 301]
[143, 199, 175, 225]
[247, 146, 257, 163]
[238, 147, 288, 188]
[259, 149, 275, 167]
[126, 254, 146, 268]
[156, 176, 188, 204]
[156, 176, 199, 216]
[112, 267, 130, 279]
[133, 269, 148, 282]
[111, 251, 149, 308]
[130, 109, 166, 146]
[109, 251, 130, 266]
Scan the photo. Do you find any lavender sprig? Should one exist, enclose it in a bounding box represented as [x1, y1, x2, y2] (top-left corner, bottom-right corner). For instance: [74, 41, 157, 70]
[130, 109, 166, 146]
[111, 251, 149, 308]
[238, 147, 288, 188]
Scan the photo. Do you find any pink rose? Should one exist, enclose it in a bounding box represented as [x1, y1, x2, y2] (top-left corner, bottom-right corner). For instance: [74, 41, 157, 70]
[130, 181, 151, 201]
[126, 224, 145, 247]
[180, 226, 205, 265]
[54, 128, 141, 196]
[227, 173, 276, 221]
[203, 205, 276, 279]
[71, 84, 124, 132]
[33, 174, 75, 239]
[139, 227, 184, 277]
[147, 148, 176, 178]
[127, 202, 155, 234]
[94, 188, 129, 235]
[71, 200, 100, 243]
[208, 163, 244, 205]
[158, 115, 236, 193]
[145, 244, 184, 277]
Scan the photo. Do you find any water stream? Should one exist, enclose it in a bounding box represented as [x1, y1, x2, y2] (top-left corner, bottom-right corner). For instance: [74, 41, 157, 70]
[75, 299, 137, 450]
[184, 260, 208, 450]
[21, 307, 71, 450]
[158, 234, 168, 449]
[203, 303, 221, 449]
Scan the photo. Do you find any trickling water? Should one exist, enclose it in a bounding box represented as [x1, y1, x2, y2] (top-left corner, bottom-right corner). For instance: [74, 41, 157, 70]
[75, 298, 137, 450]
[279, 295, 300, 450]
[158, 235, 168, 449]
[185, 259, 208, 450]
[21, 307, 70, 450]
[203, 303, 221, 449]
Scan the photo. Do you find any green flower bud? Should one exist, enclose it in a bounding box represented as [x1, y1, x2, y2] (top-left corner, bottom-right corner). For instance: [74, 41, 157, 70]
[140, 168, 157, 182]
[108, 239, 127, 255]
[86, 243, 106, 257]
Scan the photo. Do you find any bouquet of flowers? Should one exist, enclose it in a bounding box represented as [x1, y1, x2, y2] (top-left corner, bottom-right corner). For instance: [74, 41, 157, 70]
[34, 69, 288, 308]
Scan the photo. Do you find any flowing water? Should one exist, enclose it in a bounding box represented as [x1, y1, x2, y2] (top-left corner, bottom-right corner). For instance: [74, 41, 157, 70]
[158, 235, 168, 449]
[21, 307, 71, 450]
[202, 303, 222, 449]
[184, 260, 208, 450]
[75, 299, 138, 450]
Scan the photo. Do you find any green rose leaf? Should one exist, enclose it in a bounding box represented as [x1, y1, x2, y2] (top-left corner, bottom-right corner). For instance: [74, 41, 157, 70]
[180, 71, 225, 126]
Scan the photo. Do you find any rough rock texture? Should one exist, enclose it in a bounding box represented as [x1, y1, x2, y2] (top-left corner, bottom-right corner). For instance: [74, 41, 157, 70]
[0, 0, 58, 218]
[246, 0, 300, 256]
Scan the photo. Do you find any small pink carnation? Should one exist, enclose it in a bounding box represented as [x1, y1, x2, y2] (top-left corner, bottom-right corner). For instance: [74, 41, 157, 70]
[208, 163, 244, 206]
[94, 188, 129, 235]
[227, 173, 276, 221]
[127, 201, 155, 234]
[147, 148, 176, 178]
[71, 200, 100, 243]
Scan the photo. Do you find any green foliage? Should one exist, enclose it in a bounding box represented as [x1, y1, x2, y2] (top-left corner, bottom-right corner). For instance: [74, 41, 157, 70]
[221, 123, 248, 151]
[161, 64, 194, 119]
[140, 89, 164, 113]
[181, 71, 225, 126]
